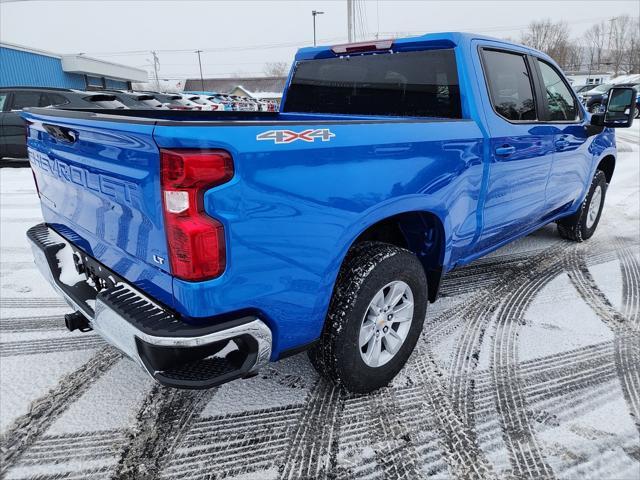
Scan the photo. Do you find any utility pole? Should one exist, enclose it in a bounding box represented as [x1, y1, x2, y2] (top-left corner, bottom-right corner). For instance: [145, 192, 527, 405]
[347, 0, 354, 42]
[151, 51, 160, 91]
[312, 10, 324, 47]
[195, 50, 204, 91]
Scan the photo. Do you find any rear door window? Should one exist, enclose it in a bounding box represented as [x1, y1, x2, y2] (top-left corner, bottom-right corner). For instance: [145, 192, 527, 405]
[284, 48, 461, 118]
[481, 49, 537, 121]
[536, 59, 579, 121]
[10, 91, 44, 110]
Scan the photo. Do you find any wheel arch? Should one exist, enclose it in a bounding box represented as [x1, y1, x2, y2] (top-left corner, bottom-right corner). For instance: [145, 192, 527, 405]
[597, 154, 615, 184]
[343, 210, 447, 303]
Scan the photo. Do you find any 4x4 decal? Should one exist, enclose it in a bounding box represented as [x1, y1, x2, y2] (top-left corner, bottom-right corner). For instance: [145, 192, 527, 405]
[256, 128, 335, 144]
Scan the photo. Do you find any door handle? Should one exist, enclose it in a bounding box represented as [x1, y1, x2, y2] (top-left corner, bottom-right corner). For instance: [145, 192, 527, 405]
[495, 145, 516, 156]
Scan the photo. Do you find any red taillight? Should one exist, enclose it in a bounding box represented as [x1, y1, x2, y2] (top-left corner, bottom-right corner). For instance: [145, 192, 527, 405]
[160, 149, 234, 281]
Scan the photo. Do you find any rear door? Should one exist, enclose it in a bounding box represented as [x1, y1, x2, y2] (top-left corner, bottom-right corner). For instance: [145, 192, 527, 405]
[474, 45, 554, 250]
[531, 57, 590, 212]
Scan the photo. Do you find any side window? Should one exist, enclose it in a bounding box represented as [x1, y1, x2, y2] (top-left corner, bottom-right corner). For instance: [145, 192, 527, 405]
[482, 49, 537, 121]
[537, 60, 579, 121]
[10, 91, 43, 110]
[0, 93, 7, 111]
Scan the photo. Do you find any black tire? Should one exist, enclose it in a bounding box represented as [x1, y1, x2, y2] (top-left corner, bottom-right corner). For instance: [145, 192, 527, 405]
[634, 106, 639, 119]
[557, 170, 607, 242]
[590, 102, 602, 113]
[308, 241, 427, 393]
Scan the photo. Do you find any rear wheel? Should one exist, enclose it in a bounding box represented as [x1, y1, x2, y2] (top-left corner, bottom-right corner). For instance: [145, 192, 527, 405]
[590, 102, 602, 113]
[557, 170, 607, 242]
[308, 242, 427, 393]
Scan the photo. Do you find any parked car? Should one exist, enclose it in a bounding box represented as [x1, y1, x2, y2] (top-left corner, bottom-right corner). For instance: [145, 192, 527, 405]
[101, 90, 168, 109]
[146, 92, 196, 110]
[572, 84, 596, 94]
[208, 94, 234, 111]
[230, 95, 255, 111]
[581, 82, 639, 113]
[0, 87, 126, 160]
[184, 94, 224, 111]
[24, 33, 636, 393]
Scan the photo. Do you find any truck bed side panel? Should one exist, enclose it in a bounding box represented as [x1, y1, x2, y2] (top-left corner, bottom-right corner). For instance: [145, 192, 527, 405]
[153, 120, 484, 354]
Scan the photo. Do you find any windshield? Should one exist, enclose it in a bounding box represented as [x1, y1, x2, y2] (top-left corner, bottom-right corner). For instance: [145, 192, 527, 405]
[590, 84, 612, 93]
[284, 48, 461, 118]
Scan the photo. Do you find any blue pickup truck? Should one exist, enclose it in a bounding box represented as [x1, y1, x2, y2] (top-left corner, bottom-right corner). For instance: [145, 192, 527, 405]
[24, 33, 636, 393]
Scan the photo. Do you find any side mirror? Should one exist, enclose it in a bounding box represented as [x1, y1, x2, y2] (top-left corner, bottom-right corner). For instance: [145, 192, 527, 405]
[592, 87, 637, 128]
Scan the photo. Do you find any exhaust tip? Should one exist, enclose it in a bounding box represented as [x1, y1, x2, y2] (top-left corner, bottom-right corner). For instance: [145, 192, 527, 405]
[64, 311, 92, 332]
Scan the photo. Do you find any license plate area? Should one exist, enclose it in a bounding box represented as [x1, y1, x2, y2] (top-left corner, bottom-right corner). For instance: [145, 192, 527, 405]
[71, 247, 120, 293]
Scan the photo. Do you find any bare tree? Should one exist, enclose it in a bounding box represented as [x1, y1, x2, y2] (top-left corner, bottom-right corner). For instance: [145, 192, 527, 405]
[583, 22, 607, 72]
[263, 62, 289, 77]
[565, 43, 584, 71]
[608, 15, 634, 75]
[621, 18, 640, 74]
[521, 19, 571, 67]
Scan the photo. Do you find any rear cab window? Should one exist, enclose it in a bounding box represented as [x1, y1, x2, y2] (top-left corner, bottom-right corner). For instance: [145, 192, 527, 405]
[284, 48, 461, 118]
[0, 93, 7, 111]
[481, 49, 537, 122]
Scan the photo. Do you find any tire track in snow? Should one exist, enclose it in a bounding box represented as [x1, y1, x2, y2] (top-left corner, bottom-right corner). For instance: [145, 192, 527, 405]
[161, 405, 302, 479]
[0, 346, 122, 476]
[412, 243, 573, 478]
[412, 352, 497, 479]
[491, 264, 561, 479]
[278, 379, 345, 480]
[566, 247, 640, 433]
[0, 315, 64, 332]
[18, 429, 126, 467]
[0, 335, 105, 357]
[111, 385, 216, 480]
[369, 387, 422, 480]
[0, 297, 69, 309]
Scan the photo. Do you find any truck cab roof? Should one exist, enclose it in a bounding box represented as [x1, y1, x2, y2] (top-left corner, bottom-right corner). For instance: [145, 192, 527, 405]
[295, 31, 549, 62]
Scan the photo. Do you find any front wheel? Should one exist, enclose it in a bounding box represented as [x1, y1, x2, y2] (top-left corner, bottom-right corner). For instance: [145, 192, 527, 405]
[308, 242, 427, 393]
[557, 170, 607, 242]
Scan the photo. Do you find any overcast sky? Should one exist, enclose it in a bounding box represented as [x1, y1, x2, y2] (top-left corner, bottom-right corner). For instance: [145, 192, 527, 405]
[1, 0, 638, 80]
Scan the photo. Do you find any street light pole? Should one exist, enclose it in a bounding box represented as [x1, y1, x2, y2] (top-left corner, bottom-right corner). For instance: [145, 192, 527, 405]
[195, 50, 204, 91]
[312, 10, 324, 47]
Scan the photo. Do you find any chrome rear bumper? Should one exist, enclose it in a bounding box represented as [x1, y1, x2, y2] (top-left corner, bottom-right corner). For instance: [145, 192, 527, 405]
[27, 223, 272, 389]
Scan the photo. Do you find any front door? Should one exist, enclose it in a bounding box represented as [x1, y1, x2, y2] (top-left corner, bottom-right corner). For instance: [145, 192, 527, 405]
[533, 58, 590, 213]
[475, 46, 554, 251]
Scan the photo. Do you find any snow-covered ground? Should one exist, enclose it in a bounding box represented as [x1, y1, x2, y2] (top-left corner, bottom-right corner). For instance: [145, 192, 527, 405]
[1, 126, 639, 480]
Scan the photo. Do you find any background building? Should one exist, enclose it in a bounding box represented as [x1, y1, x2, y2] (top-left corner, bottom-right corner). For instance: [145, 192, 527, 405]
[565, 71, 613, 86]
[0, 42, 147, 90]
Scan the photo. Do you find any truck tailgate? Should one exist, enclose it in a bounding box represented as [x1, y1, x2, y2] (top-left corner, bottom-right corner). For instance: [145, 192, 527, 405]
[24, 111, 174, 307]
